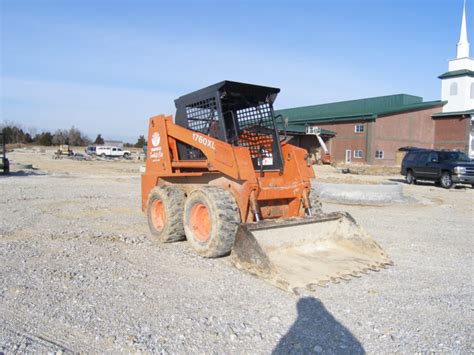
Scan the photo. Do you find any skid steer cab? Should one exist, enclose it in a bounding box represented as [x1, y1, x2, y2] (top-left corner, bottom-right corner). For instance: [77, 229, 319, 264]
[141, 81, 391, 292]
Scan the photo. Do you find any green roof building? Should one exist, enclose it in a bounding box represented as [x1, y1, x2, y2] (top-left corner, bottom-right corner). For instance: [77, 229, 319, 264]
[276, 94, 444, 128]
[275, 94, 446, 165]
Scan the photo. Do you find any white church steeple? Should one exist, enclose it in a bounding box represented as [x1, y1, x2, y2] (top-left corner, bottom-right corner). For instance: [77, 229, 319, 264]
[457, 0, 470, 58]
[439, 0, 474, 113]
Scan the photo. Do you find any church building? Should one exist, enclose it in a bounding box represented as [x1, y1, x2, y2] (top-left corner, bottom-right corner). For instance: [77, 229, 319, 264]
[433, 1, 474, 157]
[276, 1, 474, 165]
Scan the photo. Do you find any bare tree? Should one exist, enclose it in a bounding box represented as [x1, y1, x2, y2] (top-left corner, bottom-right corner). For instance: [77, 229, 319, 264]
[67, 126, 89, 146]
[52, 129, 67, 145]
[27, 126, 38, 137]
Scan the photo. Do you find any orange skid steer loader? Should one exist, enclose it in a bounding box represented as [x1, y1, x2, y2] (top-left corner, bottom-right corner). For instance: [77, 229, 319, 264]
[141, 81, 391, 292]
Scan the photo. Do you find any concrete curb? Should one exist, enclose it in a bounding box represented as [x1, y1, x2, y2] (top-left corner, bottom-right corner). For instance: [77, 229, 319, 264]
[312, 181, 405, 205]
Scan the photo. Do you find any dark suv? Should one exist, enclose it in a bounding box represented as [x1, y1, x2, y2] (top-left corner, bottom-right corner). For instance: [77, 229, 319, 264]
[401, 149, 474, 189]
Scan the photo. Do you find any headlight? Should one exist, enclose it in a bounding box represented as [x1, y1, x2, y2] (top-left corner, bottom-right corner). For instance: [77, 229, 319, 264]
[453, 166, 466, 174]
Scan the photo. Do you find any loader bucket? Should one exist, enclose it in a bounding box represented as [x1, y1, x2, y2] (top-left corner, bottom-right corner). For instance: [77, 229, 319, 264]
[230, 212, 392, 292]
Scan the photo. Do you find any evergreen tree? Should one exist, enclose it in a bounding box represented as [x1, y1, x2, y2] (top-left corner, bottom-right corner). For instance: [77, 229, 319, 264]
[135, 135, 146, 148]
[94, 134, 104, 145]
[38, 132, 53, 146]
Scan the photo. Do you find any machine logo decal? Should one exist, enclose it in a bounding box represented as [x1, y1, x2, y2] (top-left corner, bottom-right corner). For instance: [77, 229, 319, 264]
[151, 132, 161, 147]
[192, 133, 215, 150]
[150, 132, 163, 161]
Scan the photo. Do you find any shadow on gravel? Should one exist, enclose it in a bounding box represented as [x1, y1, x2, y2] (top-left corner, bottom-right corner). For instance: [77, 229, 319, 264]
[388, 178, 407, 184]
[1, 170, 48, 178]
[389, 178, 436, 187]
[273, 297, 364, 354]
[388, 178, 472, 190]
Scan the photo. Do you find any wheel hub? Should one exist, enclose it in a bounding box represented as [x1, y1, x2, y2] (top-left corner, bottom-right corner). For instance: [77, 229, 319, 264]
[151, 200, 166, 231]
[189, 203, 211, 241]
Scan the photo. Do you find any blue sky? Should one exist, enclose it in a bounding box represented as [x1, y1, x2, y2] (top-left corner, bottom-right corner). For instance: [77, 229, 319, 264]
[0, 0, 471, 142]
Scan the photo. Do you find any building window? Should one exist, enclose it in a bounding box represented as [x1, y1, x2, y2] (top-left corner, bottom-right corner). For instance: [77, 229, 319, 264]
[450, 82, 458, 96]
[354, 150, 363, 158]
[471, 83, 474, 99]
[355, 124, 364, 133]
[375, 150, 384, 159]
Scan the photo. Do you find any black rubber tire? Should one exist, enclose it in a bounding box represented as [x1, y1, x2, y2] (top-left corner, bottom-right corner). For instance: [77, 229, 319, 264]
[100, 153, 106, 158]
[440, 171, 453, 189]
[406, 170, 416, 185]
[3, 160, 9, 175]
[183, 186, 240, 258]
[123, 153, 130, 159]
[146, 185, 186, 242]
[309, 190, 323, 214]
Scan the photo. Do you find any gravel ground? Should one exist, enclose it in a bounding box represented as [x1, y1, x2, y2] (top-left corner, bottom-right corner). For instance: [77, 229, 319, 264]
[0, 151, 473, 353]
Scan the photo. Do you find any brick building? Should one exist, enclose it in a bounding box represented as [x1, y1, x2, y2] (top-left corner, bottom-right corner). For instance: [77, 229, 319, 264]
[432, 111, 472, 153]
[276, 2, 473, 165]
[276, 95, 445, 165]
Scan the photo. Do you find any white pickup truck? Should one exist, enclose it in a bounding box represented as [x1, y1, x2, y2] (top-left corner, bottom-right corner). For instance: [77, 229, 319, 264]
[96, 146, 131, 159]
